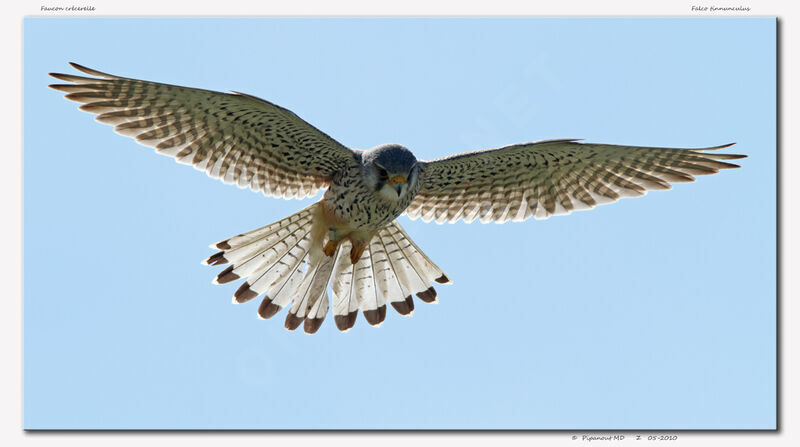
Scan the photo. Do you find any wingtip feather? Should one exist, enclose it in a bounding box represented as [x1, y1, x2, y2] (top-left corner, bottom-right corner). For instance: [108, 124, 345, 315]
[68, 62, 117, 79]
[693, 142, 738, 152]
[48, 72, 77, 82]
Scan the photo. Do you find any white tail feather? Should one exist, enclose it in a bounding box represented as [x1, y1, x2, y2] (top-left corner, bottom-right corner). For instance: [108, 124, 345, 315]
[207, 203, 451, 333]
[331, 241, 360, 331]
[285, 251, 335, 332]
[260, 261, 305, 318]
[390, 223, 451, 284]
[376, 229, 429, 294]
[369, 237, 408, 306]
[221, 217, 312, 268]
[352, 248, 386, 326]
[246, 234, 311, 298]
[210, 205, 315, 249]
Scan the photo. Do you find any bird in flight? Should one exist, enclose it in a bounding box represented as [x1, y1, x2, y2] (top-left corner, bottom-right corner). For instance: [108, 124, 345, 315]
[50, 63, 745, 334]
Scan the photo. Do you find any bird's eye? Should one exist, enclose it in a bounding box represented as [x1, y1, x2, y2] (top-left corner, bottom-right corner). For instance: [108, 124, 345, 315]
[377, 167, 388, 178]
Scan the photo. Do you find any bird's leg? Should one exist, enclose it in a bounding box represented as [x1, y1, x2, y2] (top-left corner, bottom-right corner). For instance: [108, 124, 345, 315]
[350, 241, 367, 265]
[323, 228, 340, 257]
[323, 239, 339, 257]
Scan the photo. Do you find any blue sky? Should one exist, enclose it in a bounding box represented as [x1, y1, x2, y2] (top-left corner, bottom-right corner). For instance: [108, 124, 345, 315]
[23, 18, 775, 429]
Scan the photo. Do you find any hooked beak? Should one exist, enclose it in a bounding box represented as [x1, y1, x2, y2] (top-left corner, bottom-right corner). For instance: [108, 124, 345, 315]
[387, 175, 406, 196]
[387, 175, 406, 186]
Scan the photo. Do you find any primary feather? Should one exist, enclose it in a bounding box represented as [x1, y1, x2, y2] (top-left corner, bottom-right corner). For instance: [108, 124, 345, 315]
[406, 140, 744, 224]
[50, 62, 356, 199]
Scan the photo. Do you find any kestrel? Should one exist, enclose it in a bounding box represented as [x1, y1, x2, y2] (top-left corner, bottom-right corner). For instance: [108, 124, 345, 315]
[49, 63, 746, 334]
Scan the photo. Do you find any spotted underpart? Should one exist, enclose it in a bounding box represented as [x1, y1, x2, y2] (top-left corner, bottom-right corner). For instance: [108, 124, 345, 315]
[323, 159, 420, 234]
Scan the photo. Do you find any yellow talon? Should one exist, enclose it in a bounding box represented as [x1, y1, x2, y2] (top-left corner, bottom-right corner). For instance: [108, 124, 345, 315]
[323, 240, 338, 257]
[350, 243, 366, 265]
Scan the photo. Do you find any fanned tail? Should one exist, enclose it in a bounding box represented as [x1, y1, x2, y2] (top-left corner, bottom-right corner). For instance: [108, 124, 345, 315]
[205, 204, 451, 333]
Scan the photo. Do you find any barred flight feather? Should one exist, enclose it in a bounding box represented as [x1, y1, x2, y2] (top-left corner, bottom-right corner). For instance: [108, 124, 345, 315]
[406, 140, 744, 224]
[49, 63, 358, 200]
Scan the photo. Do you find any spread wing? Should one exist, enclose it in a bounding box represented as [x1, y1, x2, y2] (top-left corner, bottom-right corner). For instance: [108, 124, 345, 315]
[405, 139, 745, 224]
[49, 63, 357, 199]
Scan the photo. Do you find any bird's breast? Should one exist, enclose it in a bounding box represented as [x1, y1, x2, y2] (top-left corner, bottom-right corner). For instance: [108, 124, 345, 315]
[322, 166, 417, 234]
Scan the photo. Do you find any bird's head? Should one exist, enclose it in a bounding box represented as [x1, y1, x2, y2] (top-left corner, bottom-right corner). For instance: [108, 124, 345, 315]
[362, 143, 419, 201]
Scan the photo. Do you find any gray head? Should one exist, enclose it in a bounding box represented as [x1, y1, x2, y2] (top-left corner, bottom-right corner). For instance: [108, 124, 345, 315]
[361, 143, 420, 201]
